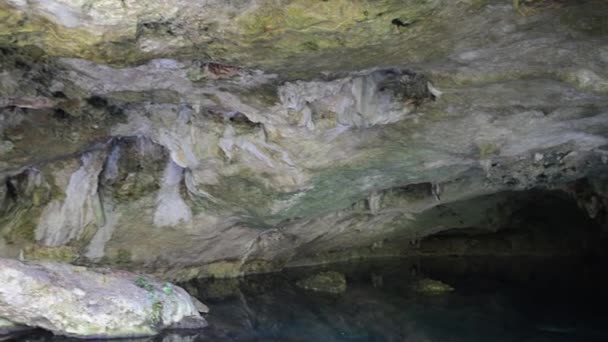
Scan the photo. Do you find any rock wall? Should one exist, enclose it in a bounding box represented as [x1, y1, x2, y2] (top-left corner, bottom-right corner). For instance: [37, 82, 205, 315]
[0, 0, 607, 280]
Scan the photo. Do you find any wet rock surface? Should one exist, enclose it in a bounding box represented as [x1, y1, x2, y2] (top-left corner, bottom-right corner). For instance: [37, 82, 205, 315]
[0, 0, 607, 280]
[296, 271, 347, 294]
[0, 258, 207, 338]
[0, 318, 30, 336]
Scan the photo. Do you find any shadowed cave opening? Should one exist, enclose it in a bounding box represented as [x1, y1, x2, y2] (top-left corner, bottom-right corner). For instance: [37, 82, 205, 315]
[284, 181, 608, 268]
[414, 187, 606, 258]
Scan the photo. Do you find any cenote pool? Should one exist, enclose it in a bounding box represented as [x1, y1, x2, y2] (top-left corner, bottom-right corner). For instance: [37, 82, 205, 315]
[10, 256, 608, 342]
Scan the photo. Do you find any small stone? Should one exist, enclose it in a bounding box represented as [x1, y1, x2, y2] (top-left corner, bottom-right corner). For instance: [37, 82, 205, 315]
[411, 278, 454, 294]
[534, 153, 544, 162]
[296, 271, 347, 294]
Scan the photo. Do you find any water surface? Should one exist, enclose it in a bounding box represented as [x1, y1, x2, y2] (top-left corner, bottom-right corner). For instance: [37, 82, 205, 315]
[10, 256, 608, 341]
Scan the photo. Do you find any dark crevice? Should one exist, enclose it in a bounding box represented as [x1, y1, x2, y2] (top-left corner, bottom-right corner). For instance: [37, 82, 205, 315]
[52, 108, 71, 121]
[4, 178, 18, 201]
[86, 95, 108, 108]
[51, 91, 66, 99]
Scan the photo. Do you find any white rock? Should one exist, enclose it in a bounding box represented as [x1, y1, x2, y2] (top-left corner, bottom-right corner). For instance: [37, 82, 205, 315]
[35, 150, 107, 246]
[154, 159, 192, 227]
[0, 258, 207, 338]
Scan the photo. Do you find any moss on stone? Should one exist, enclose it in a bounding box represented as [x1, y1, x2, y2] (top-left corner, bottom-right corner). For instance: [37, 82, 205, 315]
[0, 0, 439, 76]
[2, 207, 41, 244]
[274, 151, 422, 222]
[298, 246, 402, 267]
[0, 4, 104, 62]
[70, 223, 100, 251]
[232, 0, 443, 75]
[105, 139, 167, 203]
[241, 259, 278, 274]
[478, 142, 500, 159]
[0, 0, 467, 79]
[170, 267, 203, 282]
[24, 245, 79, 263]
[296, 271, 347, 294]
[107, 90, 181, 104]
[31, 187, 50, 207]
[135, 276, 155, 292]
[115, 249, 133, 265]
[150, 300, 163, 327]
[204, 260, 242, 278]
[206, 172, 276, 219]
[411, 278, 454, 294]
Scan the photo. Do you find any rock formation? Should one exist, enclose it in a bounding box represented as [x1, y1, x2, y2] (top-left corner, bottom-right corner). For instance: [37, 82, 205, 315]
[0, 0, 607, 281]
[0, 258, 206, 338]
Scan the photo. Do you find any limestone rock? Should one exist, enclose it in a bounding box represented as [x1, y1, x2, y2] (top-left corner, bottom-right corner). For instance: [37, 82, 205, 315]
[35, 150, 107, 247]
[0, 258, 207, 338]
[0, 0, 607, 280]
[297, 271, 347, 294]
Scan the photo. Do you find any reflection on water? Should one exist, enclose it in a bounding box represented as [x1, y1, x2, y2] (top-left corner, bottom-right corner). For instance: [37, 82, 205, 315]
[9, 256, 608, 341]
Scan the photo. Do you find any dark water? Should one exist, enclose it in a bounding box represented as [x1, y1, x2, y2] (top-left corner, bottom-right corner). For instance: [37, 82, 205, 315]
[8, 256, 608, 342]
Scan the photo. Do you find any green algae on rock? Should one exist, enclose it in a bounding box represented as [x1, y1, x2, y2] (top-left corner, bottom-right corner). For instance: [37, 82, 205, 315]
[296, 271, 347, 294]
[411, 278, 455, 294]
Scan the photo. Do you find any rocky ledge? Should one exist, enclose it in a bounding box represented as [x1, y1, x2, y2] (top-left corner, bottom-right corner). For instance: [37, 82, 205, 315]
[0, 258, 207, 338]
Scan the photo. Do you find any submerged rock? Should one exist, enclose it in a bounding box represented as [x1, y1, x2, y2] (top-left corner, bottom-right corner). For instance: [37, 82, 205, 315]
[0, 258, 207, 338]
[411, 278, 455, 294]
[297, 271, 347, 294]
